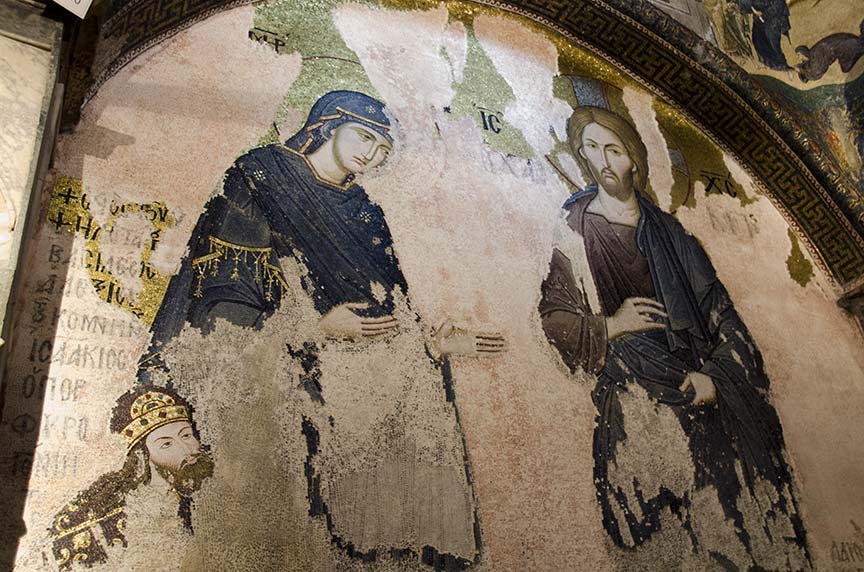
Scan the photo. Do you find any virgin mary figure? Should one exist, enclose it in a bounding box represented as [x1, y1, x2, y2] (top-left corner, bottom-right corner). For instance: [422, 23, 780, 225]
[138, 91, 502, 568]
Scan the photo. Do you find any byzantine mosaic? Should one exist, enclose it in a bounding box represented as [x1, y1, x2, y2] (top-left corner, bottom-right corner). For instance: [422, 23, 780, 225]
[1, 2, 864, 572]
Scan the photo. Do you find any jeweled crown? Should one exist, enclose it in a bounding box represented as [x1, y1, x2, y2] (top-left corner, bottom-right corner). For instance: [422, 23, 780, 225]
[121, 391, 189, 451]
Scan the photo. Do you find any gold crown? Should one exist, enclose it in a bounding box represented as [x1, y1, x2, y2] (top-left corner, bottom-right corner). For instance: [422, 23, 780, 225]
[121, 391, 189, 451]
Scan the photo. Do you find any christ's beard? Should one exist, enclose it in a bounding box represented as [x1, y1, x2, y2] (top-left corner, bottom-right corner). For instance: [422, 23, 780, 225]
[591, 166, 633, 199]
[155, 452, 215, 496]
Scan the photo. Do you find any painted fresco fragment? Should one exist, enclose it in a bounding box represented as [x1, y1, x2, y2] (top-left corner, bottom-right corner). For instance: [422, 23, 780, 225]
[538, 105, 810, 570]
[45, 387, 212, 570]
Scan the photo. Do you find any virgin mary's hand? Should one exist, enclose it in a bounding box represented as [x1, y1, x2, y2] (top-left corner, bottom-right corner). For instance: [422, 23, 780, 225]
[318, 302, 399, 339]
[433, 321, 507, 358]
[679, 372, 717, 406]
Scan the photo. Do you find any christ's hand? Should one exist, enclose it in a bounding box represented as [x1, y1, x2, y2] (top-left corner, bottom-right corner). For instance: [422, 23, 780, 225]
[433, 321, 507, 358]
[679, 372, 717, 406]
[319, 302, 399, 339]
[606, 297, 667, 340]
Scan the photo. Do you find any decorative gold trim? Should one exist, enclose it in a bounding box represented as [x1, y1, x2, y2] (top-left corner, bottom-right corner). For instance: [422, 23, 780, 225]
[121, 391, 190, 451]
[264, 262, 290, 299]
[190, 251, 222, 267]
[137, 352, 163, 366]
[206, 235, 273, 253]
[303, 109, 390, 133]
[53, 508, 124, 540]
[72, 531, 92, 551]
[304, 112, 344, 133]
[335, 107, 391, 130]
[124, 408, 189, 450]
[191, 235, 289, 302]
[280, 146, 355, 191]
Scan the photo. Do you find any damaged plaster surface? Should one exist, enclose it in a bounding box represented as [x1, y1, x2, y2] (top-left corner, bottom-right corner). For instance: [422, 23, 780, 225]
[3, 2, 864, 572]
[0, 31, 54, 334]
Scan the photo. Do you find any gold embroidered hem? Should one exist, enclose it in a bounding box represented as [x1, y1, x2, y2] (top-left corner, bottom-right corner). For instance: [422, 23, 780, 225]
[191, 235, 289, 302]
[52, 507, 124, 540]
[50, 505, 126, 569]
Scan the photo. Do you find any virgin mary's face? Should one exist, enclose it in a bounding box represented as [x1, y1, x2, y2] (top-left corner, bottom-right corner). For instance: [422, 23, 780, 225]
[332, 122, 392, 174]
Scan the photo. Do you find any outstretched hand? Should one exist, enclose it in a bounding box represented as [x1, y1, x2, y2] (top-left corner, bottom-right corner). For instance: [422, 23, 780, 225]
[434, 321, 508, 358]
[606, 297, 667, 340]
[318, 302, 399, 339]
[679, 372, 717, 406]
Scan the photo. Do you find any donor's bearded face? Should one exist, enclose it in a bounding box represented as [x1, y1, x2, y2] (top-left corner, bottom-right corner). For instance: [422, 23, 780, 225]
[145, 420, 214, 495]
[332, 122, 392, 175]
[578, 122, 635, 198]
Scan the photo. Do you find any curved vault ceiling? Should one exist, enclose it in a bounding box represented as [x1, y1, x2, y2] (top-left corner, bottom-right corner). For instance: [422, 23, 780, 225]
[70, 0, 864, 289]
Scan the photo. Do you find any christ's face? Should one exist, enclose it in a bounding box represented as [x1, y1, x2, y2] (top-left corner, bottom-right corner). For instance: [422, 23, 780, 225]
[332, 122, 392, 175]
[145, 420, 201, 472]
[578, 122, 635, 198]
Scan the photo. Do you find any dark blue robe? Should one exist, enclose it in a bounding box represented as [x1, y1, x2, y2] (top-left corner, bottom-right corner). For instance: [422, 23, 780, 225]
[540, 186, 809, 566]
[739, 0, 792, 70]
[138, 143, 476, 569]
[143, 144, 406, 357]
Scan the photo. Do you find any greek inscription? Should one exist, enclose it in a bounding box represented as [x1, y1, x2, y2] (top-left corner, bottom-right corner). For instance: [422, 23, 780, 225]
[479, 108, 503, 134]
[22, 368, 47, 399]
[28, 339, 52, 363]
[707, 207, 759, 238]
[31, 450, 81, 479]
[35, 274, 57, 295]
[22, 375, 86, 402]
[48, 243, 64, 269]
[50, 340, 129, 371]
[47, 178, 176, 325]
[248, 27, 288, 53]
[479, 146, 547, 183]
[62, 277, 97, 301]
[41, 414, 89, 442]
[833, 541, 864, 563]
[702, 169, 739, 198]
[11, 414, 37, 434]
[11, 451, 33, 477]
[56, 308, 139, 338]
[49, 210, 101, 240]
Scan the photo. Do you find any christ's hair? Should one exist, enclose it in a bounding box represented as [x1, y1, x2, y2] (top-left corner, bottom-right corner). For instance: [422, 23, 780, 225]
[567, 106, 649, 193]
